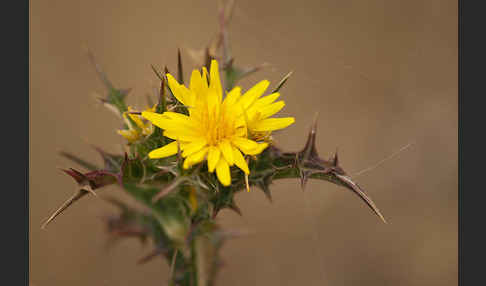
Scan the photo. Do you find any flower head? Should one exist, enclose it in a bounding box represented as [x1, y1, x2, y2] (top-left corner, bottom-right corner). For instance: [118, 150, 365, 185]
[142, 60, 294, 186]
[118, 105, 156, 143]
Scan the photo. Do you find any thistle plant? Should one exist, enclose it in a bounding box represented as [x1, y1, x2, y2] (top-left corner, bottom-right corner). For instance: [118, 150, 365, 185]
[43, 2, 386, 285]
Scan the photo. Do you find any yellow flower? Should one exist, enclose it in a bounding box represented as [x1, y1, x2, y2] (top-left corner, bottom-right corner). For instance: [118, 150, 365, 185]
[118, 105, 157, 143]
[239, 81, 295, 142]
[141, 60, 294, 186]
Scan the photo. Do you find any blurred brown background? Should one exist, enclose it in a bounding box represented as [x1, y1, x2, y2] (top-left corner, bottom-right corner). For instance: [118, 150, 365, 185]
[30, 0, 457, 285]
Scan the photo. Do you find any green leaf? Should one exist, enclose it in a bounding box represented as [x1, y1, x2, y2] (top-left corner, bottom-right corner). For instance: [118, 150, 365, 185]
[123, 183, 191, 245]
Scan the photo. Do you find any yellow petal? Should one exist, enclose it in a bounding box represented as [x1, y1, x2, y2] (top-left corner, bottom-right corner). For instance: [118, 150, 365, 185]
[219, 140, 234, 166]
[182, 89, 196, 108]
[162, 112, 199, 129]
[245, 94, 282, 121]
[166, 73, 187, 105]
[209, 60, 222, 102]
[181, 139, 208, 157]
[223, 87, 241, 107]
[141, 111, 172, 130]
[232, 137, 260, 154]
[143, 111, 198, 133]
[215, 157, 231, 186]
[232, 147, 249, 174]
[207, 90, 220, 118]
[118, 129, 139, 142]
[183, 147, 208, 169]
[128, 113, 145, 130]
[207, 146, 221, 172]
[253, 92, 281, 108]
[202, 67, 209, 89]
[163, 130, 200, 142]
[189, 69, 206, 96]
[245, 142, 269, 155]
[141, 123, 154, 136]
[148, 141, 179, 158]
[252, 117, 295, 132]
[259, 101, 286, 119]
[239, 80, 270, 109]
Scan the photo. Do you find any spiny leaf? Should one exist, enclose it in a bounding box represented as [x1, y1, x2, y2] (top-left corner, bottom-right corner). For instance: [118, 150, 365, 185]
[41, 169, 119, 229]
[63, 168, 119, 189]
[249, 117, 387, 223]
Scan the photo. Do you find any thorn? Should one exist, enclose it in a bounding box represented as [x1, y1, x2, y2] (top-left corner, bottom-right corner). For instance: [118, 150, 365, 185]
[272, 70, 293, 93]
[204, 47, 212, 70]
[158, 74, 166, 109]
[300, 170, 310, 192]
[41, 189, 90, 229]
[177, 48, 184, 84]
[334, 173, 387, 224]
[235, 63, 270, 82]
[84, 185, 98, 197]
[333, 148, 339, 166]
[228, 200, 242, 216]
[61, 168, 87, 185]
[257, 181, 273, 202]
[352, 142, 415, 178]
[150, 64, 164, 81]
[169, 249, 178, 282]
[263, 188, 273, 202]
[300, 113, 319, 161]
[311, 112, 319, 134]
